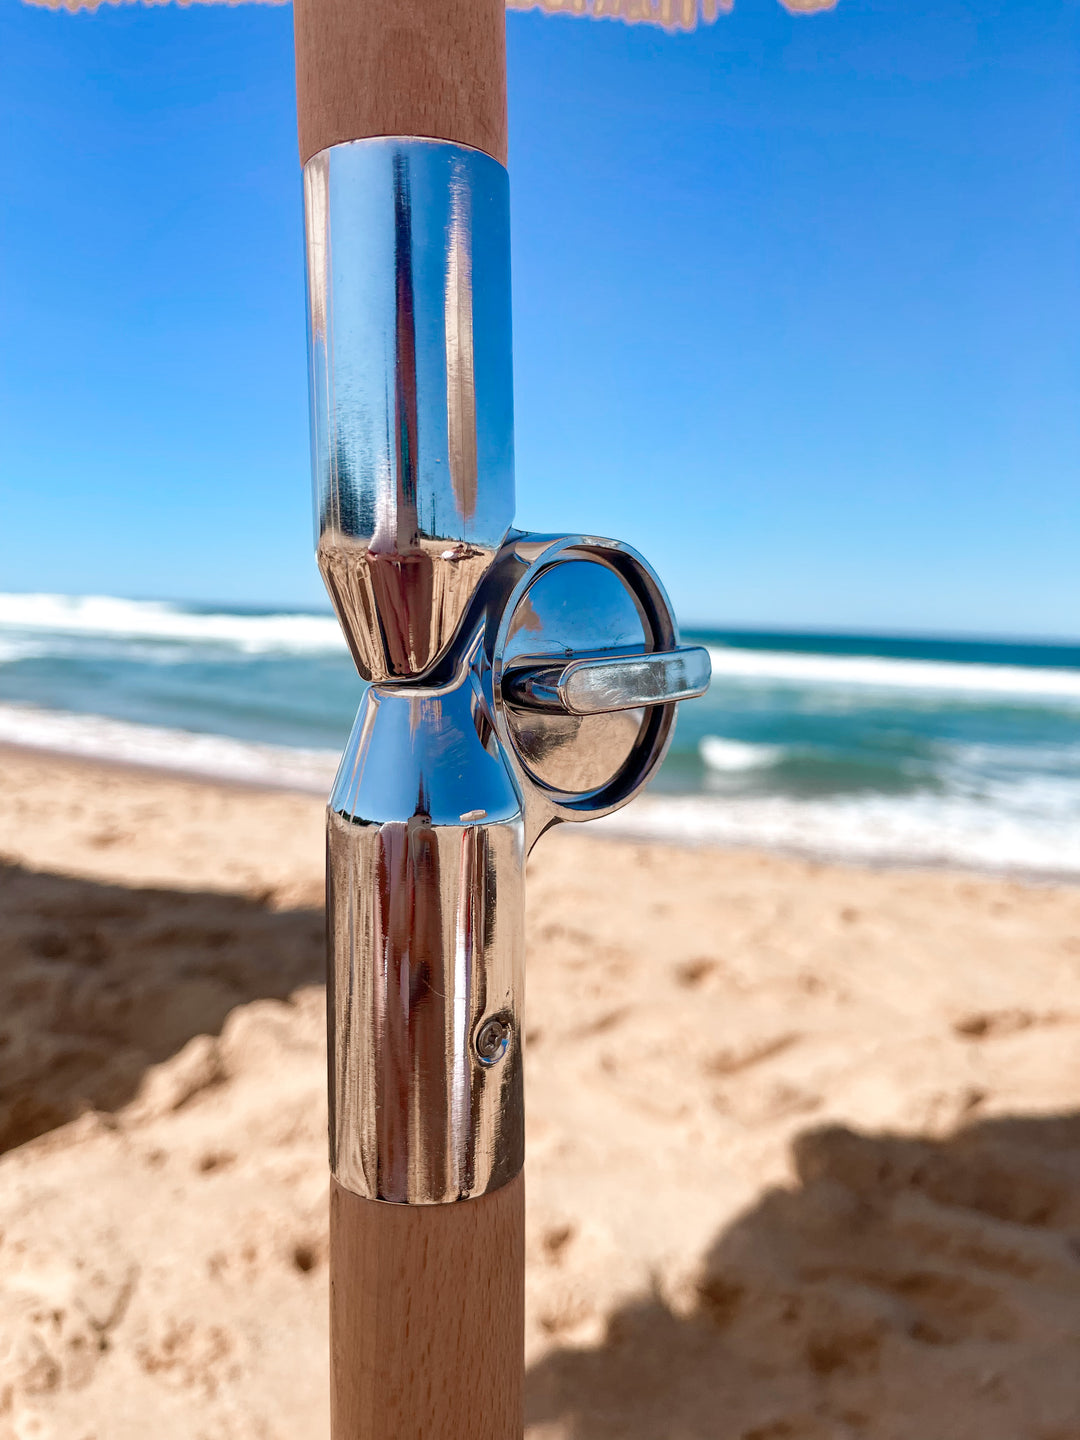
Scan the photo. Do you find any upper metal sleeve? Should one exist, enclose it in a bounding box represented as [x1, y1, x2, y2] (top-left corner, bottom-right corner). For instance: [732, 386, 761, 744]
[303, 138, 516, 683]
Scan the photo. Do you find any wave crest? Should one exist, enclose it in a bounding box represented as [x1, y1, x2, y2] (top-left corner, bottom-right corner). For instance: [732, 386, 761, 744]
[599, 790, 1080, 878]
[0, 594, 345, 656]
[0, 704, 339, 792]
[705, 646, 1080, 703]
[699, 736, 781, 772]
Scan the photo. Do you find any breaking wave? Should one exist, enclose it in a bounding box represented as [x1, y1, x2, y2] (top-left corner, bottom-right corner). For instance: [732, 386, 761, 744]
[0, 703, 339, 793]
[0, 594, 345, 656]
[599, 786, 1080, 879]
[705, 646, 1080, 704]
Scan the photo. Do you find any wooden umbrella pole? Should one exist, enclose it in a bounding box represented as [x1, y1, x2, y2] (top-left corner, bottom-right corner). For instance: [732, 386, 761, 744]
[293, 0, 507, 166]
[329, 1177, 524, 1438]
[291, 3, 523, 1438]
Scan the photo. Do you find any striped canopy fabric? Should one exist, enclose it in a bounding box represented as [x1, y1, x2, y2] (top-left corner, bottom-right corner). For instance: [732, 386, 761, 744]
[25, 0, 838, 30]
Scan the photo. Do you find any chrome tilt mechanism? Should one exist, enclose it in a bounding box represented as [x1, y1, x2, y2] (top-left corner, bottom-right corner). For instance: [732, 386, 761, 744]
[304, 137, 710, 1206]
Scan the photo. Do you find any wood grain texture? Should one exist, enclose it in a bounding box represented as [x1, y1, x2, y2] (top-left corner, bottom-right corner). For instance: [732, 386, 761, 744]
[330, 1173, 525, 1440]
[292, 0, 508, 166]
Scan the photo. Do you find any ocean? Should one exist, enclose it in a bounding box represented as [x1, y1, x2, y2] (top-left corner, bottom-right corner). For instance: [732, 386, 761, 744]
[1, 592, 1078, 878]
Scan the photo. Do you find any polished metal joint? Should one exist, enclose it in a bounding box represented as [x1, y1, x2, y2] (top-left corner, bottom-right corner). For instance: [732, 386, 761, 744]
[304, 139, 710, 1205]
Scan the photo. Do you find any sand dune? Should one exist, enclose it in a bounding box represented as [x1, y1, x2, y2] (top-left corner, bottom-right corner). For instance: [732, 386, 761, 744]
[1, 745, 1079, 1439]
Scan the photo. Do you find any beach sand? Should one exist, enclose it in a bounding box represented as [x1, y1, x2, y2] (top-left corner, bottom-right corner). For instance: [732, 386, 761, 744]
[1, 745, 1079, 1439]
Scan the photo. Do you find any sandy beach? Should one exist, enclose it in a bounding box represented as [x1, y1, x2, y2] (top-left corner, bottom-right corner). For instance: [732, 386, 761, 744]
[1, 743, 1079, 1439]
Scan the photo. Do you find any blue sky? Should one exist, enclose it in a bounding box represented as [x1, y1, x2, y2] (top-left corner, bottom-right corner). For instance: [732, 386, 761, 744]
[1, 0, 1077, 635]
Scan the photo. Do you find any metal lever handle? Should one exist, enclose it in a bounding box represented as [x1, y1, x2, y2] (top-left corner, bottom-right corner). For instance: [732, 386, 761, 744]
[504, 645, 711, 716]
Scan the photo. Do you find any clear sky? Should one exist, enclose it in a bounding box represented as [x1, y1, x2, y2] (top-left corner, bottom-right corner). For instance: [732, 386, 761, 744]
[1, 0, 1077, 635]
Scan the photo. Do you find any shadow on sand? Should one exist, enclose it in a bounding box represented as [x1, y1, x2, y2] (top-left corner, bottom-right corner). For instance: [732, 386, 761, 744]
[526, 1116, 1080, 1440]
[0, 859, 323, 1153]
[4, 859, 1080, 1439]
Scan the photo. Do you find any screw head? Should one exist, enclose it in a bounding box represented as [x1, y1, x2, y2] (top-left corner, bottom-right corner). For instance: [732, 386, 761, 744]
[474, 1014, 512, 1066]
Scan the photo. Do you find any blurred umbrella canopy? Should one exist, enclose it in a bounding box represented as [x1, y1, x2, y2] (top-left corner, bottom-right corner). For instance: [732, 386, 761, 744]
[24, 0, 837, 31]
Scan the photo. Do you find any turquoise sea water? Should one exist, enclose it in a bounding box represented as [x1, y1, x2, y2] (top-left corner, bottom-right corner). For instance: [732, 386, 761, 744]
[0, 594, 1078, 876]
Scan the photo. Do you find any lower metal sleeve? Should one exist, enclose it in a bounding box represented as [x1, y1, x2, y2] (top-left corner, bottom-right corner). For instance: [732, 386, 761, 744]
[326, 670, 525, 1204]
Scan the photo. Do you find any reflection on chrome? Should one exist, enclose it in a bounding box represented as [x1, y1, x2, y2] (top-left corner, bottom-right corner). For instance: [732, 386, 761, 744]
[303, 139, 514, 683]
[327, 655, 525, 1205]
[505, 646, 712, 715]
[305, 141, 710, 1207]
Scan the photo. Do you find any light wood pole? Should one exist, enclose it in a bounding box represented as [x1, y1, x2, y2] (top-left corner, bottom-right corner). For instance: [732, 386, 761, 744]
[291, 3, 524, 1437]
[327, 1178, 524, 1438]
[293, 0, 508, 167]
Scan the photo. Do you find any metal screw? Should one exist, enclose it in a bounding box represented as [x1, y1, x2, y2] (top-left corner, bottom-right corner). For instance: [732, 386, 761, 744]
[474, 1014, 512, 1066]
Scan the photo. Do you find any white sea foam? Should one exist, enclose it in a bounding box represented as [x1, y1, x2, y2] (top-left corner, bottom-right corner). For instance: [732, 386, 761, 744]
[943, 739, 1080, 773]
[1, 699, 1077, 877]
[0, 594, 345, 656]
[0, 638, 49, 664]
[2, 594, 1076, 699]
[705, 646, 1080, 703]
[699, 737, 782, 772]
[597, 789, 1080, 878]
[0, 704, 339, 793]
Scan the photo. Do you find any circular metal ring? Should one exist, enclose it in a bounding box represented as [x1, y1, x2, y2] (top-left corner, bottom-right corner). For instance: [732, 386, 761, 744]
[491, 535, 681, 826]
